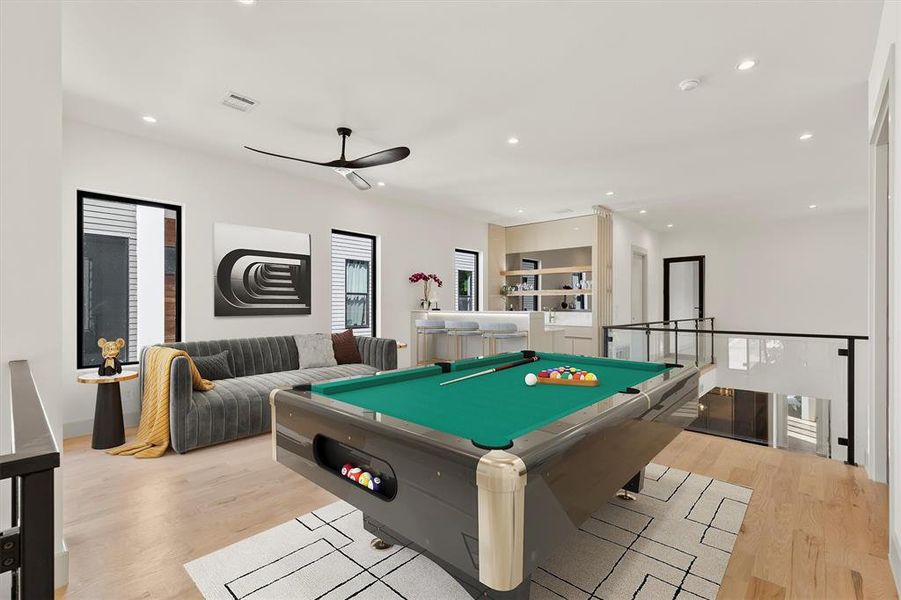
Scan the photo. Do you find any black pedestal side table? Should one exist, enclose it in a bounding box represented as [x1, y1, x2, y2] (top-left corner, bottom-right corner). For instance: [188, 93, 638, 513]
[77, 370, 138, 449]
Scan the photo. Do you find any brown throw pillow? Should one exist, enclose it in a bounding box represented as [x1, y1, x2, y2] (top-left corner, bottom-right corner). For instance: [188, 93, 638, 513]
[332, 329, 362, 364]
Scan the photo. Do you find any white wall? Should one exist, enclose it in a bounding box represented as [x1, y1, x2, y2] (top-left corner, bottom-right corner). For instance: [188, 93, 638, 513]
[868, 1, 901, 591]
[611, 215, 663, 325]
[0, 0, 67, 588]
[659, 212, 868, 333]
[61, 120, 488, 434]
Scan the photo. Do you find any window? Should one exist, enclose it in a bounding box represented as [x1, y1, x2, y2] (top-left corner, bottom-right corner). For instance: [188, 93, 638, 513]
[332, 230, 376, 336]
[521, 258, 539, 311]
[454, 249, 479, 311]
[77, 191, 181, 368]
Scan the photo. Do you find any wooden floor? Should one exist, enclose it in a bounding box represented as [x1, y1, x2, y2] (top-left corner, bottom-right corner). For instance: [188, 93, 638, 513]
[55, 430, 896, 600]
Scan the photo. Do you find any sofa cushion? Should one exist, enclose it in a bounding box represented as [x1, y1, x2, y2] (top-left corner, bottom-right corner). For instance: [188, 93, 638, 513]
[332, 328, 363, 364]
[192, 350, 234, 381]
[164, 336, 299, 377]
[295, 333, 338, 369]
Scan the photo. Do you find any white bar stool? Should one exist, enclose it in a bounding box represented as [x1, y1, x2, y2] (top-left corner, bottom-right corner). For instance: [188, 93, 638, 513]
[445, 320, 481, 360]
[481, 322, 529, 356]
[415, 319, 447, 365]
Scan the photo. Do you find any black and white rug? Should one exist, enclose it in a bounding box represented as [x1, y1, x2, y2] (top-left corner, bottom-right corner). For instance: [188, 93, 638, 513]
[185, 464, 751, 600]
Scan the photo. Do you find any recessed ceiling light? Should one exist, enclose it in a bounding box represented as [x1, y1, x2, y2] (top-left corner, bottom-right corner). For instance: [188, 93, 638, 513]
[142, 115, 157, 123]
[507, 137, 520, 145]
[516, 208, 524, 214]
[639, 209, 647, 214]
[605, 191, 615, 197]
[377, 181, 386, 187]
[679, 79, 700, 92]
[808, 204, 818, 209]
[236, 0, 256, 4]
[799, 132, 814, 141]
[666, 223, 674, 228]
[736, 59, 758, 71]
[573, 227, 580, 231]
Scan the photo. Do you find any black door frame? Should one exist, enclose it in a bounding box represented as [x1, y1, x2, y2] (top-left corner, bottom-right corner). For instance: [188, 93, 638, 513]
[663, 255, 705, 321]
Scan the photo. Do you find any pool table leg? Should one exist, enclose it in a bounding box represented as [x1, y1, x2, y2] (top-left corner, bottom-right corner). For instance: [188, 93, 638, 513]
[617, 468, 645, 501]
[369, 538, 393, 550]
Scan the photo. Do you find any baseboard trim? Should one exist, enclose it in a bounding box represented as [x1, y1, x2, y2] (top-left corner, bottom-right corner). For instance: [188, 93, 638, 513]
[63, 411, 140, 439]
[55, 545, 69, 589]
[890, 531, 901, 596]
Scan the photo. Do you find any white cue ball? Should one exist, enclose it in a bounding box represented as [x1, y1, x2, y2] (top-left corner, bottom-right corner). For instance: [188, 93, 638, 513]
[524, 373, 538, 386]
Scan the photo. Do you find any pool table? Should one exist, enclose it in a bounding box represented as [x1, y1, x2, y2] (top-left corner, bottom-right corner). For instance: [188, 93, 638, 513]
[270, 351, 699, 599]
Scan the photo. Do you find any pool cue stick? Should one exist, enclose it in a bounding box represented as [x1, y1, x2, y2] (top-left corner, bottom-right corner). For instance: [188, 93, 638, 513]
[439, 355, 539, 386]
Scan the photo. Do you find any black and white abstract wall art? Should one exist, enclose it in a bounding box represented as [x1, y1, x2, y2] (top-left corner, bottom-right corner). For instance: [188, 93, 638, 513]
[214, 223, 312, 316]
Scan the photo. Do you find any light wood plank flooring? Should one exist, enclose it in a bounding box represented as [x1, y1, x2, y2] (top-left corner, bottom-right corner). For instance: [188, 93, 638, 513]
[56, 430, 895, 600]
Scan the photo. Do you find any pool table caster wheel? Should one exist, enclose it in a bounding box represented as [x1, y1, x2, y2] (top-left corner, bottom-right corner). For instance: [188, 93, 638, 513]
[617, 490, 636, 501]
[370, 537, 393, 550]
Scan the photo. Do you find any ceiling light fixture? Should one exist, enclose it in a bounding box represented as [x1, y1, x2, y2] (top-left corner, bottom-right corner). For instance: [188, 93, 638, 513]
[377, 181, 386, 187]
[237, 0, 256, 5]
[142, 115, 157, 123]
[736, 58, 757, 71]
[605, 191, 615, 197]
[679, 79, 700, 92]
[516, 208, 524, 214]
[667, 223, 674, 228]
[507, 137, 520, 145]
[808, 204, 818, 209]
[639, 209, 647, 214]
[799, 132, 814, 141]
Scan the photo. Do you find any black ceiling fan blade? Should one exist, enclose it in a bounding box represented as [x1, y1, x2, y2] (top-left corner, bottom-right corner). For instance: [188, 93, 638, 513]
[343, 170, 372, 191]
[343, 146, 411, 169]
[244, 146, 331, 166]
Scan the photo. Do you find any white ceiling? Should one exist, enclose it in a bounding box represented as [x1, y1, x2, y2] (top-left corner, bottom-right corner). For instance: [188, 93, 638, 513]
[62, 1, 883, 229]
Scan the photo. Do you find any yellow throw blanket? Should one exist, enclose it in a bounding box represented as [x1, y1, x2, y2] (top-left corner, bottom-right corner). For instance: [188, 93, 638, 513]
[107, 347, 214, 458]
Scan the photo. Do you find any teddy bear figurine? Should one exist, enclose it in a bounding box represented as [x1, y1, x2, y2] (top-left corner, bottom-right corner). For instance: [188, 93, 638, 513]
[97, 337, 126, 376]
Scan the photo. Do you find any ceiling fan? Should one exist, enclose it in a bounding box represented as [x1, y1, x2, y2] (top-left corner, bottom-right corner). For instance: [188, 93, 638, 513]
[245, 127, 410, 191]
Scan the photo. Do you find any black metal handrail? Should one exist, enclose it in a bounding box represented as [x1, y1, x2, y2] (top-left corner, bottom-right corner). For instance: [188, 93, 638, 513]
[602, 320, 867, 467]
[0, 360, 59, 599]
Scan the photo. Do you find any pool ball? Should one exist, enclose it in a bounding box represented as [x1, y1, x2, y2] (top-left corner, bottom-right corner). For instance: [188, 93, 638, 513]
[348, 467, 363, 482]
[573, 373, 583, 380]
[358, 472, 372, 487]
[369, 476, 382, 492]
[524, 373, 538, 386]
[550, 371, 561, 379]
[538, 370, 549, 378]
[341, 463, 354, 477]
[561, 372, 571, 380]
[569, 368, 577, 373]
[585, 373, 597, 381]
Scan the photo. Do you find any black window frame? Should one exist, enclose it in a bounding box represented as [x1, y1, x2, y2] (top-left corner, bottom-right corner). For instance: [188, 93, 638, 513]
[76, 190, 182, 369]
[455, 248, 480, 311]
[332, 229, 377, 337]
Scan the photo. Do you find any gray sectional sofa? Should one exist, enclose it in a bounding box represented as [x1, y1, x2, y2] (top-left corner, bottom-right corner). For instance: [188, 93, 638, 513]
[139, 335, 397, 453]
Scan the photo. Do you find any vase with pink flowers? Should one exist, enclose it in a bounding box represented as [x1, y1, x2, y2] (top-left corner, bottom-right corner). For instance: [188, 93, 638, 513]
[409, 272, 443, 309]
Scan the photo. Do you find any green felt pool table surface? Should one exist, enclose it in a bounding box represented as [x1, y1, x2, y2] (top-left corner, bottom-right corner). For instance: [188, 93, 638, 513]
[310, 352, 671, 449]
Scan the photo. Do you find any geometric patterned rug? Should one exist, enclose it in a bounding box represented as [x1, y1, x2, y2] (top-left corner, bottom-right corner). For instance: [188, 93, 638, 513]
[185, 463, 751, 600]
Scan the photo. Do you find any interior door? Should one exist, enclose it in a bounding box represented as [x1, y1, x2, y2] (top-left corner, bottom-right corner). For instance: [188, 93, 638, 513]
[664, 256, 705, 361]
[664, 256, 705, 321]
[630, 250, 647, 323]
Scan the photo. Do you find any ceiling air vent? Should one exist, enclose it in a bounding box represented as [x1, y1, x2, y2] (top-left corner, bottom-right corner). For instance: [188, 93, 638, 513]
[222, 92, 258, 112]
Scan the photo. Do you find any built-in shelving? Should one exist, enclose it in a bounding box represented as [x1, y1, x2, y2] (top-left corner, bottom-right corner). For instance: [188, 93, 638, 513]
[501, 265, 592, 277]
[505, 289, 593, 297]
